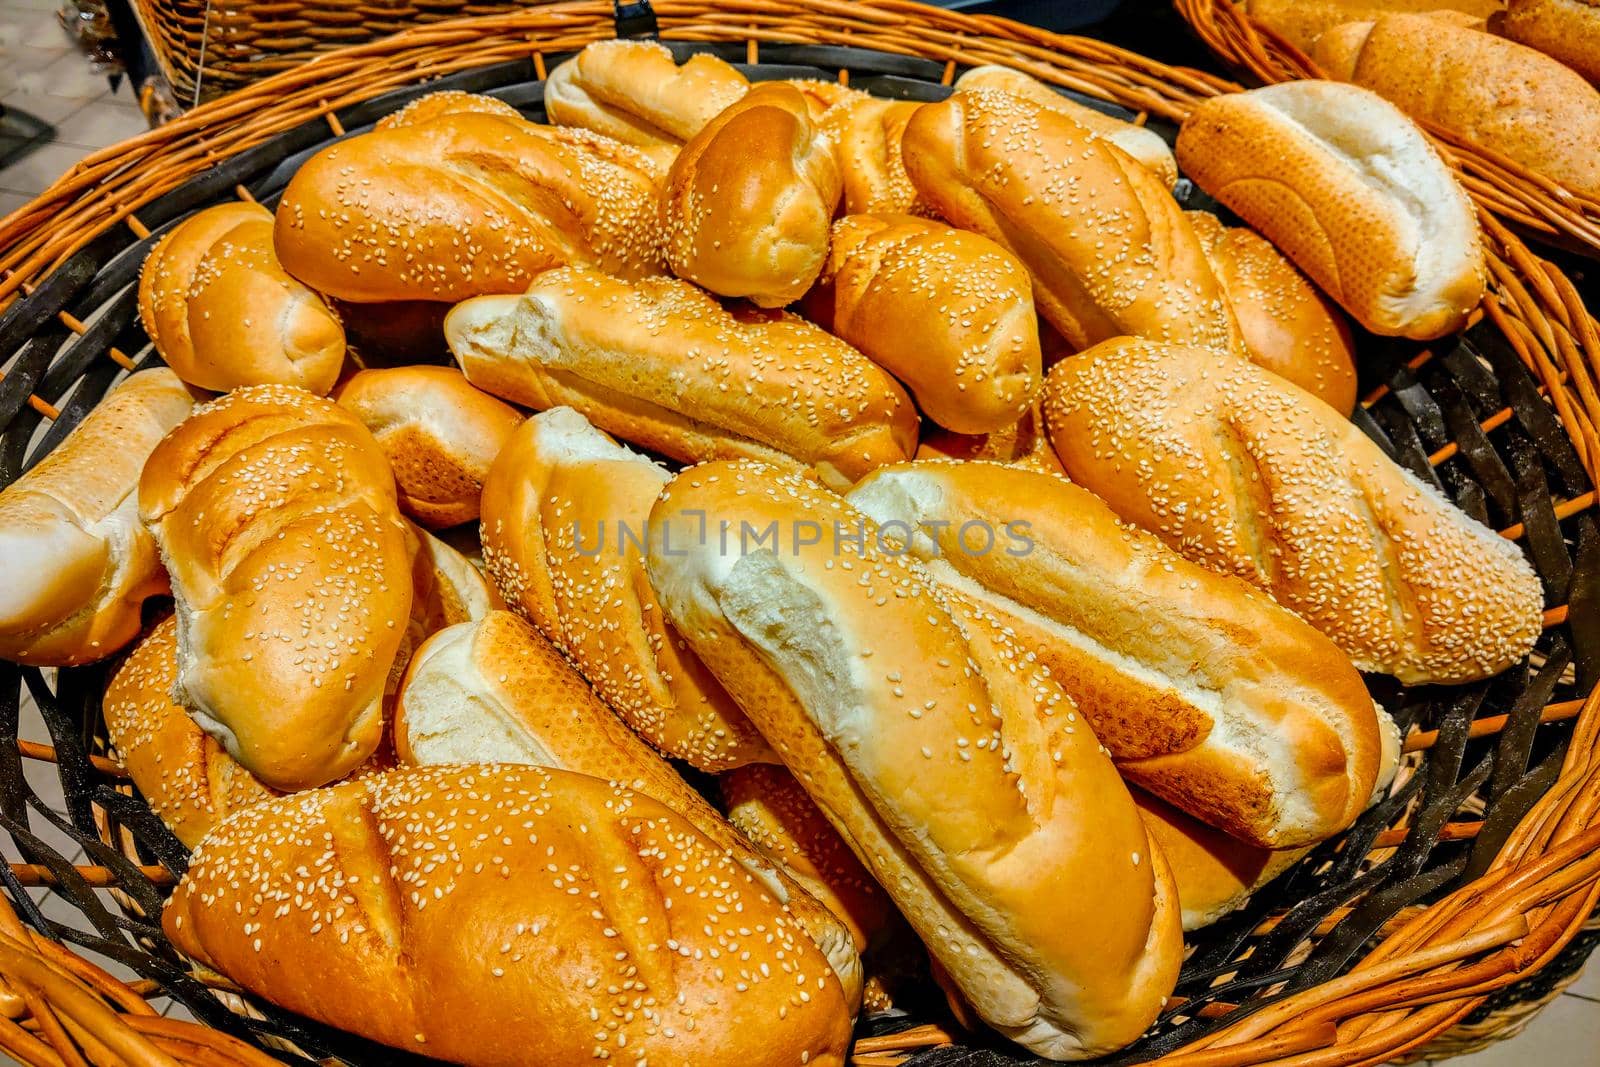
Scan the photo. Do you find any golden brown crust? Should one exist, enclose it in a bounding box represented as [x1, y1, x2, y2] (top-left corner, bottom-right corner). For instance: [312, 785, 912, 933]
[333, 366, 524, 528]
[1497, 0, 1600, 85]
[914, 398, 1067, 477]
[445, 267, 917, 489]
[1244, 0, 1499, 52]
[164, 765, 853, 1067]
[819, 214, 1041, 435]
[1187, 211, 1358, 414]
[478, 407, 773, 770]
[1042, 338, 1544, 684]
[847, 460, 1380, 848]
[662, 83, 842, 307]
[274, 113, 665, 304]
[138, 385, 414, 790]
[546, 41, 749, 147]
[820, 96, 922, 214]
[721, 763, 894, 952]
[645, 459, 1182, 1060]
[104, 617, 278, 849]
[903, 88, 1246, 357]
[1312, 14, 1600, 199]
[1176, 81, 1486, 340]
[374, 89, 522, 130]
[0, 369, 196, 666]
[138, 203, 345, 394]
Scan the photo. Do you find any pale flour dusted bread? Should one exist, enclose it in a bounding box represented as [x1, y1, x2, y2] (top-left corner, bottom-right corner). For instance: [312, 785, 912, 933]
[1042, 338, 1544, 684]
[164, 765, 853, 1067]
[847, 461, 1382, 849]
[645, 460, 1183, 1061]
[1177, 81, 1486, 340]
[445, 267, 917, 489]
[274, 113, 665, 303]
[0, 369, 196, 666]
[478, 407, 773, 770]
[903, 88, 1247, 358]
[393, 610, 863, 1006]
[333, 366, 524, 528]
[139, 202, 345, 394]
[138, 385, 414, 790]
[814, 214, 1041, 435]
[661, 82, 842, 307]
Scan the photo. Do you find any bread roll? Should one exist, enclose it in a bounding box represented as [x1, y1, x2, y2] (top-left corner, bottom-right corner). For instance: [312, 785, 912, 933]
[0, 369, 196, 666]
[138, 385, 414, 790]
[1245, 0, 1500, 52]
[401, 522, 502, 669]
[645, 459, 1182, 1061]
[164, 765, 853, 1067]
[819, 95, 922, 214]
[847, 461, 1381, 848]
[544, 40, 748, 153]
[104, 617, 277, 849]
[662, 83, 842, 307]
[1313, 15, 1600, 199]
[782, 79, 867, 120]
[903, 89, 1246, 358]
[812, 214, 1040, 435]
[1176, 81, 1486, 340]
[333, 367, 523, 528]
[721, 763, 894, 953]
[1496, 0, 1600, 84]
[375, 89, 522, 130]
[479, 407, 772, 769]
[393, 611, 863, 1006]
[274, 114, 665, 304]
[445, 267, 917, 489]
[953, 66, 1179, 187]
[1187, 211, 1358, 414]
[139, 203, 345, 394]
[1043, 338, 1543, 685]
[915, 399, 1067, 477]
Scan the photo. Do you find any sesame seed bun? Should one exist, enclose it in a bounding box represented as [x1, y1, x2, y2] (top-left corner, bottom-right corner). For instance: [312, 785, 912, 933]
[445, 267, 918, 490]
[645, 459, 1183, 1060]
[373, 89, 521, 131]
[163, 764, 854, 1067]
[1042, 338, 1544, 684]
[819, 95, 922, 215]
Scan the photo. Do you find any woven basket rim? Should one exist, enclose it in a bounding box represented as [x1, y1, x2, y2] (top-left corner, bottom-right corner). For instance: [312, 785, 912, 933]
[1, 4, 1599, 1066]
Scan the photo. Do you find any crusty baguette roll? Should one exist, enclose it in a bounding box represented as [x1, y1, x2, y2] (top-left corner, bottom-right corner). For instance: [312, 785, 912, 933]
[1043, 339, 1544, 685]
[847, 461, 1381, 848]
[139, 203, 345, 394]
[1496, 0, 1600, 84]
[0, 369, 196, 666]
[952, 66, 1179, 187]
[1187, 211, 1358, 415]
[1313, 15, 1600, 200]
[393, 611, 863, 1006]
[1176, 81, 1486, 340]
[915, 399, 1067, 477]
[1245, 0, 1499, 52]
[104, 617, 278, 849]
[138, 385, 414, 790]
[544, 40, 748, 153]
[446, 267, 917, 489]
[645, 460, 1183, 1061]
[662, 82, 842, 307]
[903, 89, 1247, 358]
[721, 763, 894, 953]
[164, 765, 853, 1067]
[333, 366, 523, 528]
[479, 407, 772, 769]
[812, 214, 1040, 435]
[819, 95, 922, 214]
[274, 113, 665, 304]
[374, 89, 521, 130]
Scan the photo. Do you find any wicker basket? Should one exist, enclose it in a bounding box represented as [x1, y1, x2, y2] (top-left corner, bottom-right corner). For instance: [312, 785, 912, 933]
[2, 2, 1600, 1064]
[1173, 0, 1600, 260]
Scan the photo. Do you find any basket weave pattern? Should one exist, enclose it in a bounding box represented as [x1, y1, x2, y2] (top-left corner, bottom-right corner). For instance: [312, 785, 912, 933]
[0, 4, 1599, 1066]
[1173, 0, 1600, 258]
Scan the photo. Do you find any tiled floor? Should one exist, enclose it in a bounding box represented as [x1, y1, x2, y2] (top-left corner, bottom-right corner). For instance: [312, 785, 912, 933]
[0, 4, 1598, 1064]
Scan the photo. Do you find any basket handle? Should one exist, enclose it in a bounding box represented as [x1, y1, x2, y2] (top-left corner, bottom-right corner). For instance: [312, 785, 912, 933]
[614, 0, 659, 40]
